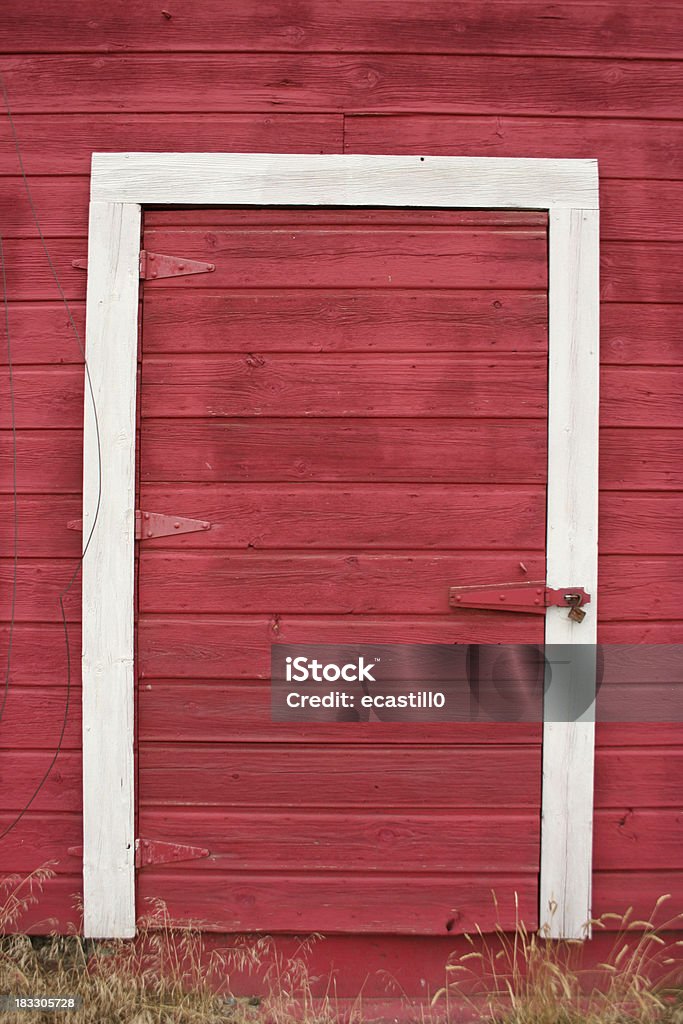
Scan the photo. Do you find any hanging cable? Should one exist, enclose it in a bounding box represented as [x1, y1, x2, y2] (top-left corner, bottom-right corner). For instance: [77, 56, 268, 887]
[0, 74, 103, 840]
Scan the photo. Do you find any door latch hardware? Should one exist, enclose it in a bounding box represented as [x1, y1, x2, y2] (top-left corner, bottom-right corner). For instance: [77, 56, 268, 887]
[449, 582, 590, 621]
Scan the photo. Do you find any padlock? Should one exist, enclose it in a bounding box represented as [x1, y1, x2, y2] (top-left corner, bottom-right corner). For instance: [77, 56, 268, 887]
[565, 594, 586, 623]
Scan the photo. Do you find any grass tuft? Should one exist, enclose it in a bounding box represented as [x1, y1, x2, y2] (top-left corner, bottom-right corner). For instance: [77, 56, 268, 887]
[431, 892, 683, 1023]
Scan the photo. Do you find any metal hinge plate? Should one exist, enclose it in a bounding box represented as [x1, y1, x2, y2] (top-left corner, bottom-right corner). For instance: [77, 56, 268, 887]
[135, 838, 210, 868]
[68, 510, 211, 539]
[68, 840, 211, 868]
[72, 251, 216, 280]
[449, 581, 591, 618]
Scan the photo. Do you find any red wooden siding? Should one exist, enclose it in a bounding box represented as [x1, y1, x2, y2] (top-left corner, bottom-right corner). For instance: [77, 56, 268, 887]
[136, 208, 547, 935]
[0, 0, 681, 955]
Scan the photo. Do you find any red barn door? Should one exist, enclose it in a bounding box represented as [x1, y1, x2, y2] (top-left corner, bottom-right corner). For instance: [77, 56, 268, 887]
[135, 207, 548, 934]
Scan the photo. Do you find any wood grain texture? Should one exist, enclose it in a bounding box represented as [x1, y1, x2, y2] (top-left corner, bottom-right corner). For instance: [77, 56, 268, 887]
[0, 814, 82, 872]
[0, 304, 86, 365]
[0, 624, 81, 684]
[0, 495, 82, 557]
[600, 305, 683, 365]
[138, 743, 541, 808]
[142, 290, 548, 355]
[600, 493, 683, 554]
[344, 115, 683, 180]
[0, 687, 81, 748]
[0, 560, 81, 621]
[601, 243, 683, 302]
[6, 356, 624, 426]
[136, 870, 538, 934]
[2, 55, 682, 118]
[3, 752, 82, 812]
[136, 483, 546, 550]
[139, 418, 548, 483]
[5, 1, 683, 58]
[141, 227, 547, 290]
[137, 615, 550, 681]
[0, 430, 82, 493]
[13, 239, 677, 300]
[81, 200, 140, 938]
[138, 680, 541, 745]
[137, 807, 540, 872]
[600, 429, 683, 489]
[140, 355, 547, 419]
[0, 114, 343, 175]
[137, 551, 547, 615]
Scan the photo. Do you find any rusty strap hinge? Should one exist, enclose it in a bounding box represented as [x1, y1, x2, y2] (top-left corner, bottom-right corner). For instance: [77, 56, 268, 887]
[68, 510, 211, 540]
[449, 581, 591, 622]
[68, 840, 210, 867]
[135, 838, 210, 868]
[72, 251, 216, 280]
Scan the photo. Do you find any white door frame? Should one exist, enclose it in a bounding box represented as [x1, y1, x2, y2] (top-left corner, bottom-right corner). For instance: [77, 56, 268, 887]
[80, 153, 599, 939]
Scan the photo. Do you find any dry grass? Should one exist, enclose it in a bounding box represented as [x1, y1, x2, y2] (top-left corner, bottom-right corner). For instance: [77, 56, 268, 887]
[0, 869, 350, 1024]
[432, 892, 683, 1024]
[2, 871, 683, 1023]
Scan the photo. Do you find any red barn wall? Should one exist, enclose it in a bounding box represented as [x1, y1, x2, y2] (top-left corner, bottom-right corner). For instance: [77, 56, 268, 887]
[1, 0, 683, 966]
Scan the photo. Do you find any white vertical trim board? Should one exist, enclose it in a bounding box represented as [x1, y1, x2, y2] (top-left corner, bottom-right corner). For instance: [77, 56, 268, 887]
[542, 208, 600, 939]
[81, 154, 600, 939]
[82, 200, 141, 938]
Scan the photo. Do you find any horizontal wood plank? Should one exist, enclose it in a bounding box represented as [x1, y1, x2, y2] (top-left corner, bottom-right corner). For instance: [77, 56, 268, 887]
[137, 615, 552, 679]
[600, 429, 683, 490]
[593, 872, 683, 927]
[0, 495, 82, 557]
[0, 430, 82, 493]
[344, 115, 683, 180]
[0, 114, 343, 175]
[0, 304, 86, 365]
[0, 686, 80, 749]
[601, 243, 683, 302]
[140, 355, 547, 419]
[136, 870, 538, 934]
[140, 418, 548, 484]
[0, 813, 81, 872]
[600, 367, 683, 428]
[137, 483, 546, 551]
[5, 237, 677, 302]
[7, 745, 680, 816]
[599, 493, 683, 554]
[138, 680, 541, 744]
[2, 55, 682, 117]
[137, 552, 682, 619]
[137, 618, 683, 683]
[138, 742, 542, 808]
[137, 807, 539, 872]
[142, 289, 548, 355]
[0, 624, 81, 684]
[0, 874, 82, 934]
[600, 305, 683, 365]
[137, 551, 547, 615]
[143, 227, 547, 291]
[0, 560, 81, 621]
[5, 1, 683, 58]
[3, 751, 82, 812]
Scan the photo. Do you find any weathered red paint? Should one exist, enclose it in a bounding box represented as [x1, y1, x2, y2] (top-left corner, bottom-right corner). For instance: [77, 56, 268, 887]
[0, 0, 680, 998]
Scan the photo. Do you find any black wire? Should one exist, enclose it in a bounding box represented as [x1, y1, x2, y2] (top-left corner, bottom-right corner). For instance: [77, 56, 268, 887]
[0, 236, 18, 727]
[0, 74, 103, 841]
